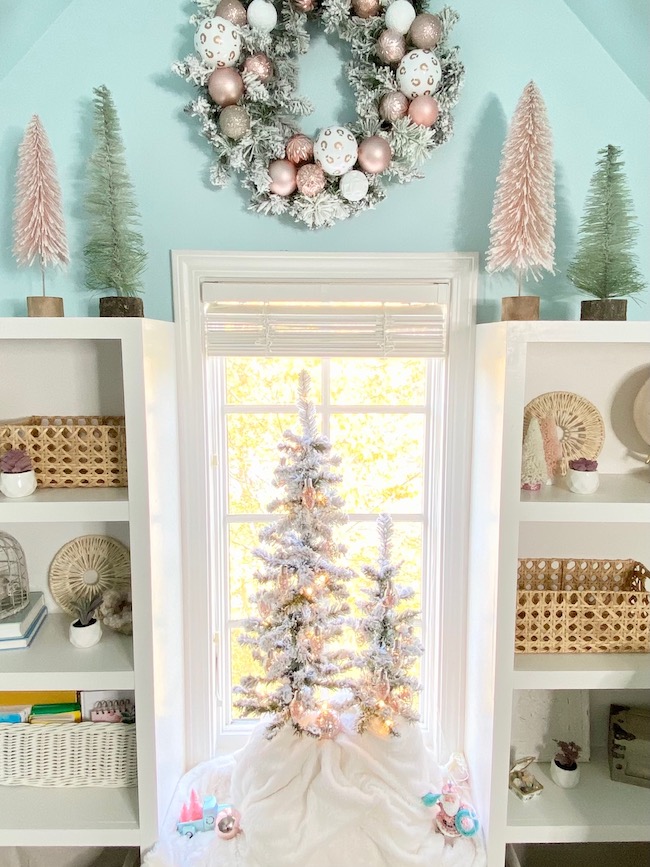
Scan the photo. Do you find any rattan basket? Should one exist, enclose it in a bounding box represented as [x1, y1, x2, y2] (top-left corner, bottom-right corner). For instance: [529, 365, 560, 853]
[0, 416, 127, 488]
[0, 722, 136, 787]
[515, 559, 649, 653]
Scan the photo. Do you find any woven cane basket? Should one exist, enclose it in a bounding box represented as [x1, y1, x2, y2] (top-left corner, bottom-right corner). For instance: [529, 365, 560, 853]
[0, 722, 137, 787]
[0, 416, 127, 488]
[515, 559, 650, 653]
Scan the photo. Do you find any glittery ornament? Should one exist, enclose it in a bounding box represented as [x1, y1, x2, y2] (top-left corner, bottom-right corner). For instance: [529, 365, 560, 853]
[409, 13, 442, 50]
[339, 170, 369, 202]
[296, 163, 326, 197]
[397, 49, 442, 99]
[208, 67, 244, 107]
[302, 478, 316, 508]
[219, 105, 250, 140]
[314, 126, 358, 177]
[216, 807, 241, 839]
[290, 695, 307, 724]
[247, 0, 277, 32]
[385, 0, 416, 35]
[286, 133, 314, 165]
[375, 29, 406, 66]
[408, 94, 439, 127]
[352, 0, 380, 18]
[243, 52, 273, 83]
[357, 136, 391, 174]
[194, 17, 242, 68]
[379, 91, 409, 123]
[315, 705, 341, 739]
[268, 159, 297, 196]
[215, 0, 247, 26]
[292, 0, 316, 10]
[279, 567, 290, 591]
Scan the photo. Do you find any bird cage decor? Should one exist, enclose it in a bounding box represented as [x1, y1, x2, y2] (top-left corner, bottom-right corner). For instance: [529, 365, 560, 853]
[0, 532, 30, 621]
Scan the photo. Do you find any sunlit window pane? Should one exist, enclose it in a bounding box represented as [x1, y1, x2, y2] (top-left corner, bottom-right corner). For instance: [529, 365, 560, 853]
[330, 358, 426, 405]
[230, 627, 265, 720]
[229, 522, 268, 620]
[226, 358, 321, 404]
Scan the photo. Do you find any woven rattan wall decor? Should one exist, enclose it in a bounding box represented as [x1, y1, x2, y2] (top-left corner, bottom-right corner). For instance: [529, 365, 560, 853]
[49, 536, 130, 616]
[523, 391, 605, 475]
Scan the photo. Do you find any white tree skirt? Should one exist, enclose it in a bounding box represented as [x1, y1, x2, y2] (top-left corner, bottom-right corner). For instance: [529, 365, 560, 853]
[144, 721, 486, 867]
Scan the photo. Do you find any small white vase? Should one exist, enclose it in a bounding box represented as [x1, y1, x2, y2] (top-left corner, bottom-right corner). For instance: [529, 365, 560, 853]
[550, 760, 580, 789]
[0, 470, 37, 498]
[566, 469, 599, 494]
[69, 618, 102, 648]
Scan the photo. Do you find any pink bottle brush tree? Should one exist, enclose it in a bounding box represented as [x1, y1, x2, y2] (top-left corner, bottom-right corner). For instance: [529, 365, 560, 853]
[13, 115, 69, 316]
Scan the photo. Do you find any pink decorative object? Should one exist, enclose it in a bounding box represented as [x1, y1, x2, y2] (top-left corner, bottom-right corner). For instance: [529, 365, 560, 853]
[215, 0, 247, 26]
[379, 92, 409, 123]
[539, 415, 562, 481]
[407, 95, 439, 127]
[296, 163, 326, 197]
[315, 705, 341, 739]
[292, 0, 316, 10]
[216, 807, 242, 839]
[268, 159, 298, 196]
[486, 81, 555, 282]
[208, 67, 245, 106]
[409, 13, 442, 49]
[188, 789, 203, 821]
[357, 136, 392, 174]
[352, 0, 380, 18]
[286, 133, 314, 165]
[243, 52, 274, 82]
[375, 29, 406, 65]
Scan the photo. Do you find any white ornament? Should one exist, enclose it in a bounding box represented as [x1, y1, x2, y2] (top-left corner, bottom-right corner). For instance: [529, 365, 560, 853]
[397, 49, 442, 99]
[339, 170, 369, 202]
[385, 0, 416, 36]
[194, 16, 242, 68]
[633, 376, 650, 447]
[247, 0, 278, 32]
[314, 126, 358, 177]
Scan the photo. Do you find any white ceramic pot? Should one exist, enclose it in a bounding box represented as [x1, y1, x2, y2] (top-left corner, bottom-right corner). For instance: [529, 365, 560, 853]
[550, 760, 580, 788]
[0, 470, 37, 498]
[566, 469, 599, 494]
[69, 618, 102, 648]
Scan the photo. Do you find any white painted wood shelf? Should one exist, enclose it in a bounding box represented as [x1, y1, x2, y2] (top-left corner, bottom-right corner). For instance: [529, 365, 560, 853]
[513, 653, 650, 690]
[520, 473, 650, 522]
[0, 487, 129, 523]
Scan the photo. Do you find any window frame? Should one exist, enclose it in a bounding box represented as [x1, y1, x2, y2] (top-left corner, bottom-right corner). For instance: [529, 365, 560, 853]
[172, 251, 477, 767]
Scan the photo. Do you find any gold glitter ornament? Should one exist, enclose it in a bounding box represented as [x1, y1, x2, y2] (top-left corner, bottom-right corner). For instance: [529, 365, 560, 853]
[215, 0, 247, 26]
[409, 13, 442, 50]
[243, 52, 274, 83]
[352, 0, 380, 18]
[379, 91, 409, 122]
[296, 163, 326, 197]
[219, 105, 250, 140]
[376, 29, 406, 66]
[286, 133, 314, 165]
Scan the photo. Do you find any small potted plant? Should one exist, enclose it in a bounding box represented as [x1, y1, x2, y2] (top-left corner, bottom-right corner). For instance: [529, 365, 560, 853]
[550, 740, 582, 788]
[69, 594, 103, 648]
[0, 449, 37, 498]
[566, 458, 599, 494]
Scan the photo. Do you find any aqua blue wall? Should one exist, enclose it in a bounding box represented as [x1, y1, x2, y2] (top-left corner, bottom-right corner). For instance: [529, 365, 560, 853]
[1, 0, 648, 322]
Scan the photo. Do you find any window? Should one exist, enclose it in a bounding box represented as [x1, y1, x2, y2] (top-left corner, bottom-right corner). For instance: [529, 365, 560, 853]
[173, 252, 477, 766]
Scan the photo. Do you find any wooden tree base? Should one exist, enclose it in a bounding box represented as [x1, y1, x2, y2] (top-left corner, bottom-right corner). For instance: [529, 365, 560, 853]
[99, 297, 144, 318]
[501, 296, 540, 321]
[580, 299, 627, 321]
[27, 296, 64, 317]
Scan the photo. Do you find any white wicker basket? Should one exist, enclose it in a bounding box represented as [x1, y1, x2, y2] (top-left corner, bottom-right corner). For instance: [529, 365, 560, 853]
[0, 722, 137, 787]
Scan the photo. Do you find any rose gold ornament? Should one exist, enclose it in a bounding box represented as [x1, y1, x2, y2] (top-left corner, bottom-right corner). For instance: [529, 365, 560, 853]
[357, 136, 392, 173]
[407, 94, 439, 126]
[243, 52, 274, 83]
[379, 91, 409, 123]
[375, 29, 406, 66]
[292, 0, 316, 10]
[302, 478, 316, 508]
[216, 807, 242, 839]
[215, 0, 247, 26]
[290, 695, 307, 724]
[315, 705, 341, 739]
[219, 105, 250, 139]
[208, 67, 244, 107]
[286, 133, 314, 165]
[268, 159, 298, 196]
[409, 13, 442, 50]
[352, 0, 380, 18]
[296, 163, 326, 197]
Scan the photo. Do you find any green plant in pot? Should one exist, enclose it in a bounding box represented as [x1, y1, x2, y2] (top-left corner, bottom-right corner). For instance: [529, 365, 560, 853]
[69, 593, 103, 648]
[568, 145, 646, 321]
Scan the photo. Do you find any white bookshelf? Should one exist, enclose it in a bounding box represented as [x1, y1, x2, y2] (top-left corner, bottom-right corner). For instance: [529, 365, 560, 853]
[466, 321, 650, 865]
[0, 319, 184, 854]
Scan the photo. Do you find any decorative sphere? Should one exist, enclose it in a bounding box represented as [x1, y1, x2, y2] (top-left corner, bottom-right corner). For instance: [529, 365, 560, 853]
[243, 52, 273, 83]
[194, 17, 242, 68]
[407, 94, 440, 126]
[339, 170, 369, 202]
[315, 706, 341, 739]
[215, 0, 247, 26]
[286, 133, 314, 165]
[397, 49, 442, 99]
[219, 105, 250, 140]
[385, 0, 416, 35]
[314, 126, 358, 177]
[292, 0, 316, 10]
[247, 0, 278, 32]
[376, 29, 406, 66]
[352, 0, 380, 18]
[268, 159, 297, 196]
[357, 136, 392, 174]
[379, 91, 409, 122]
[409, 12, 442, 49]
[216, 808, 241, 840]
[296, 163, 326, 197]
[207, 67, 244, 106]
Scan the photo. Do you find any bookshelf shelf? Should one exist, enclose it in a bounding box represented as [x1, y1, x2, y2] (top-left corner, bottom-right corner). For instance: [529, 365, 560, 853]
[0, 488, 129, 523]
[512, 653, 650, 690]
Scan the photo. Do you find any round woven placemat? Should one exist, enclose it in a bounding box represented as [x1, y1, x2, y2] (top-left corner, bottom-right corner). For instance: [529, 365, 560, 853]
[49, 535, 131, 616]
[523, 391, 605, 474]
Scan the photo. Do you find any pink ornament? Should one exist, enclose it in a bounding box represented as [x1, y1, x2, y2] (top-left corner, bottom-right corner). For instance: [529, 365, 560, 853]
[409, 13, 442, 49]
[268, 159, 298, 196]
[407, 95, 439, 127]
[315, 706, 341, 739]
[379, 91, 409, 123]
[215, 0, 247, 26]
[286, 133, 314, 165]
[357, 136, 392, 174]
[216, 807, 241, 839]
[243, 52, 274, 83]
[292, 0, 316, 10]
[296, 163, 326, 197]
[302, 478, 316, 508]
[208, 67, 244, 107]
[352, 0, 380, 18]
[376, 29, 406, 65]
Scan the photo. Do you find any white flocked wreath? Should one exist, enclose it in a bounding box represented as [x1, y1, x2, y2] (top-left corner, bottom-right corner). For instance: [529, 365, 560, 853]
[174, 0, 464, 228]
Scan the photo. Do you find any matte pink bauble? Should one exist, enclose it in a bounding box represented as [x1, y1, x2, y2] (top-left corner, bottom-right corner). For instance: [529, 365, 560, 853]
[409, 13, 442, 49]
[357, 136, 392, 174]
[215, 0, 247, 26]
[296, 163, 326, 197]
[268, 159, 298, 196]
[216, 808, 241, 840]
[379, 91, 409, 122]
[286, 133, 314, 165]
[292, 0, 316, 10]
[407, 94, 440, 126]
[243, 52, 273, 83]
[208, 67, 244, 107]
[352, 0, 380, 18]
[375, 29, 406, 66]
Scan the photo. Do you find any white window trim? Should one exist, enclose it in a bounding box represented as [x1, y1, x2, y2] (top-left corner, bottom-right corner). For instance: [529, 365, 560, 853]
[172, 251, 478, 768]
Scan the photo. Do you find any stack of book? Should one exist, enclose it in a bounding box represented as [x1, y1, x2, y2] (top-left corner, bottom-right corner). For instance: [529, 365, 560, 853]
[0, 592, 47, 651]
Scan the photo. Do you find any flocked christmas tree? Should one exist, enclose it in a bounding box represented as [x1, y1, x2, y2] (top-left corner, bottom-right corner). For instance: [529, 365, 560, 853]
[13, 115, 69, 295]
[234, 371, 354, 739]
[486, 81, 555, 291]
[567, 145, 645, 300]
[521, 417, 547, 491]
[355, 514, 422, 737]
